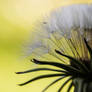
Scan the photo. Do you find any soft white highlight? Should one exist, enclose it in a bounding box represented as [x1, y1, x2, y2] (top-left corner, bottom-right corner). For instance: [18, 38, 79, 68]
[23, 4, 92, 58]
[44, 4, 92, 38]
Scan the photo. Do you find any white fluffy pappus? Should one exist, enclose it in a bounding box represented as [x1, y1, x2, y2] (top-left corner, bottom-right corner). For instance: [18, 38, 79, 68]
[23, 4, 92, 59]
[46, 4, 92, 38]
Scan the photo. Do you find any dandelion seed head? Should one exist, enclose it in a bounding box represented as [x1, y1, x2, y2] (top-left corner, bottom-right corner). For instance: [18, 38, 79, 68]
[18, 4, 92, 92]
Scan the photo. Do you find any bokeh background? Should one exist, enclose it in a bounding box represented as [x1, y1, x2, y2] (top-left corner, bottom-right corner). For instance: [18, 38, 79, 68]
[0, 0, 92, 92]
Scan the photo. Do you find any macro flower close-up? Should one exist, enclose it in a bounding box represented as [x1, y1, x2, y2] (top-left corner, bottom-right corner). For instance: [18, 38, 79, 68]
[16, 4, 92, 92]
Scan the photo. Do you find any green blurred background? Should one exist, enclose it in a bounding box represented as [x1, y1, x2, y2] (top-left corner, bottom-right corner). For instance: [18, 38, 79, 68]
[0, 0, 92, 92]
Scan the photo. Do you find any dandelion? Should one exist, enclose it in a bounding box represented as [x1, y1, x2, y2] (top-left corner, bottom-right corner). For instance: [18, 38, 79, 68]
[16, 4, 92, 92]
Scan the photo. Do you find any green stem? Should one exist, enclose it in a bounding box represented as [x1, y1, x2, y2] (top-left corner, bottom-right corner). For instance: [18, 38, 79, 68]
[73, 78, 92, 92]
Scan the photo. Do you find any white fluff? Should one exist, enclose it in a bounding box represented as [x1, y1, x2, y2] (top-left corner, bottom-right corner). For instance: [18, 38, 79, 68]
[44, 4, 92, 37]
[24, 4, 92, 58]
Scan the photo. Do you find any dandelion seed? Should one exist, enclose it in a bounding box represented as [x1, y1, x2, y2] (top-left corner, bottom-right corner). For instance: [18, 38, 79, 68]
[17, 4, 92, 92]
